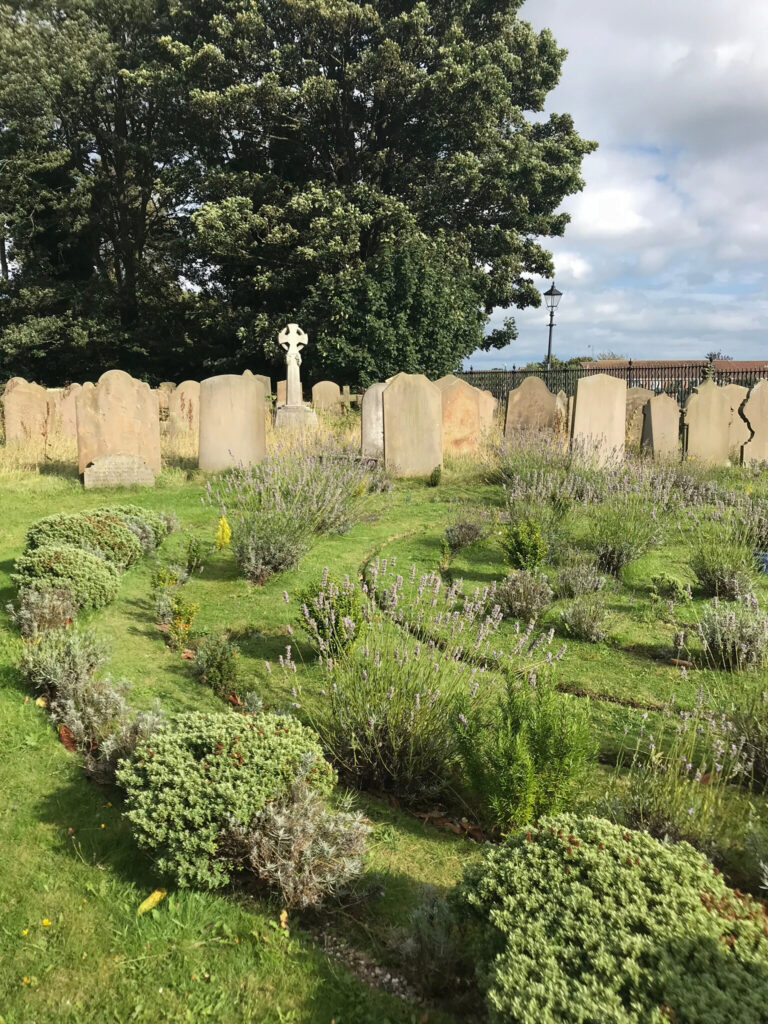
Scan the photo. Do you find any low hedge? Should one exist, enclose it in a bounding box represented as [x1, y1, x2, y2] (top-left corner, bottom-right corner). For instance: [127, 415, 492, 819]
[116, 711, 335, 889]
[108, 504, 173, 547]
[453, 815, 768, 1024]
[26, 511, 142, 570]
[12, 544, 120, 611]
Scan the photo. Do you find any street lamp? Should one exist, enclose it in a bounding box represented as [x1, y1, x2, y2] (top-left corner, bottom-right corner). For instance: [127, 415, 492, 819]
[543, 281, 562, 374]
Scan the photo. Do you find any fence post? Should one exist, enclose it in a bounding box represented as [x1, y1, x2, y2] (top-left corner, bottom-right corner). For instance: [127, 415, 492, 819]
[627, 358, 633, 389]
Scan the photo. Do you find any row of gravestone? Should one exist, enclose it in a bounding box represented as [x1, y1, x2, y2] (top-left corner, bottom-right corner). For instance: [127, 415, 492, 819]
[503, 373, 768, 466]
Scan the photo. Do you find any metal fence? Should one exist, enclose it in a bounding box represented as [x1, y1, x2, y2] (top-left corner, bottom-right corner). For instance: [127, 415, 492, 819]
[458, 361, 768, 407]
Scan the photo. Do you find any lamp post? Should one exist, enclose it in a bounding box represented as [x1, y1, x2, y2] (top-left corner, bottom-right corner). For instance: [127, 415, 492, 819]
[543, 281, 563, 376]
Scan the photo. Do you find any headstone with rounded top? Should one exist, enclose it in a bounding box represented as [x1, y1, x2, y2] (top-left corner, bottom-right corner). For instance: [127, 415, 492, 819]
[572, 373, 627, 465]
[440, 378, 481, 453]
[198, 373, 265, 471]
[168, 380, 200, 436]
[683, 379, 731, 465]
[312, 380, 342, 413]
[505, 376, 558, 437]
[1, 378, 49, 443]
[361, 383, 387, 459]
[76, 370, 161, 478]
[382, 372, 442, 476]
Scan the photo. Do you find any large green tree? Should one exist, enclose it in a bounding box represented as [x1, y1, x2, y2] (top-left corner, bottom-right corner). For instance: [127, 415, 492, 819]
[0, 0, 595, 385]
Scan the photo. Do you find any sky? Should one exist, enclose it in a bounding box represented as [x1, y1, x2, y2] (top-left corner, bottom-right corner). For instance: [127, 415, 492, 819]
[465, 0, 768, 369]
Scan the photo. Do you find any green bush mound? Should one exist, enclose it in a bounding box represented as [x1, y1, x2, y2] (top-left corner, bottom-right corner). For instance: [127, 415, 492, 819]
[12, 545, 120, 611]
[108, 504, 173, 547]
[454, 815, 768, 1024]
[116, 711, 335, 889]
[25, 510, 142, 570]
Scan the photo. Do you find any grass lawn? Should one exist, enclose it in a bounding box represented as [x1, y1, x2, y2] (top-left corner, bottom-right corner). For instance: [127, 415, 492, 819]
[3, 440, 768, 1021]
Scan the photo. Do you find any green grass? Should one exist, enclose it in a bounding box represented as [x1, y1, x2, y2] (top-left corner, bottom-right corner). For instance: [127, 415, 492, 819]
[3, 454, 768, 1020]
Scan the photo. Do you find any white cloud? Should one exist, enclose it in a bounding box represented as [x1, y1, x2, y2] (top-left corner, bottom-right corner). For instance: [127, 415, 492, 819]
[467, 0, 768, 367]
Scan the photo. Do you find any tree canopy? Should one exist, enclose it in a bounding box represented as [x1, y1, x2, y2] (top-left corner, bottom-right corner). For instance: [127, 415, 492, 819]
[0, 0, 596, 385]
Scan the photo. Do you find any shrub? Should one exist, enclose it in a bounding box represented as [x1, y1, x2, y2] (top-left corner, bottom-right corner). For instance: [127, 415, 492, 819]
[443, 519, 484, 554]
[167, 593, 199, 652]
[109, 504, 174, 546]
[650, 572, 692, 602]
[592, 497, 657, 575]
[307, 618, 494, 800]
[117, 514, 157, 554]
[7, 586, 76, 637]
[696, 597, 768, 671]
[298, 572, 362, 659]
[458, 673, 592, 833]
[428, 465, 442, 487]
[500, 518, 545, 570]
[224, 781, 368, 909]
[447, 816, 768, 1024]
[560, 595, 611, 643]
[192, 634, 240, 698]
[727, 686, 768, 788]
[553, 555, 606, 599]
[231, 509, 312, 584]
[12, 545, 120, 611]
[691, 537, 757, 600]
[495, 571, 553, 623]
[185, 536, 206, 575]
[25, 511, 142, 570]
[116, 711, 335, 889]
[19, 627, 109, 697]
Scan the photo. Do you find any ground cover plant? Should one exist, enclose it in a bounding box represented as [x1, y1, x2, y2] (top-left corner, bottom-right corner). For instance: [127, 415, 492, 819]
[4, 432, 768, 1022]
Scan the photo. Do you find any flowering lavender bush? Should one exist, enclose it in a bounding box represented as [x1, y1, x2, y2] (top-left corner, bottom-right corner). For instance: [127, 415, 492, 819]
[726, 685, 768, 789]
[690, 527, 757, 600]
[495, 571, 553, 623]
[553, 552, 606, 599]
[298, 570, 365, 660]
[696, 596, 768, 671]
[231, 508, 312, 583]
[606, 693, 750, 853]
[458, 670, 592, 832]
[591, 496, 658, 575]
[559, 595, 611, 643]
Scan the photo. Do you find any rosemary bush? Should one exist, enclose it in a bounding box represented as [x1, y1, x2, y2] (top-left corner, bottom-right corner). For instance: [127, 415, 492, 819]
[192, 634, 241, 698]
[25, 510, 142, 570]
[12, 544, 120, 611]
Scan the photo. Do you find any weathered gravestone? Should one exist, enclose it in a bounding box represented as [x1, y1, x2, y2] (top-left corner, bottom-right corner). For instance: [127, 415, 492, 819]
[683, 379, 731, 465]
[625, 387, 653, 447]
[198, 374, 265, 471]
[253, 374, 272, 400]
[1, 378, 49, 443]
[477, 389, 498, 432]
[312, 380, 342, 413]
[59, 384, 81, 438]
[76, 370, 161, 478]
[274, 324, 318, 432]
[440, 378, 482, 454]
[382, 373, 442, 477]
[505, 376, 558, 437]
[361, 383, 386, 459]
[641, 393, 680, 460]
[571, 373, 627, 464]
[553, 390, 569, 436]
[741, 381, 768, 464]
[168, 380, 200, 436]
[276, 380, 287, 404]
[84, 454, 155, 489]
[434, 374, 460, 391]
[723, 383, 750, 456]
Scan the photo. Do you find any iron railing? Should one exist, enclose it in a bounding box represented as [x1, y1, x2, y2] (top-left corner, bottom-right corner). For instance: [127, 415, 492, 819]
[458, 361, 768, 407]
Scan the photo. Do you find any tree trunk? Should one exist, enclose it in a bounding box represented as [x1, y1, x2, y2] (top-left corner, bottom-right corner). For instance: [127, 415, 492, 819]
[0, 231, 8, 279]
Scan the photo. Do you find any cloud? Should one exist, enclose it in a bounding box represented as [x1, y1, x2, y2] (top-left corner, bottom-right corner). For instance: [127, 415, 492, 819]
[467, 0, 768, 367]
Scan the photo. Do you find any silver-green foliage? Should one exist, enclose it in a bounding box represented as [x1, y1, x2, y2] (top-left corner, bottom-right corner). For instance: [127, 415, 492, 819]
[225, 781, 368, 909]
[19, 627, 109, 696]
[696, 597, 768, 670]
[559, 594, 611, 643]
[495, 570, 553, 623]
[454, 815, 768, 1024]
[12, 544, 120, 610]
[7, 585, 76, 637]
[116, 712, 335, 889]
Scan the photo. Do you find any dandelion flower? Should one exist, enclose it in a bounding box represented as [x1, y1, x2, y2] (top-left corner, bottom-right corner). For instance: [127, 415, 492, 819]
[21, 928, 28, 936]
[42, 918, 51, 927]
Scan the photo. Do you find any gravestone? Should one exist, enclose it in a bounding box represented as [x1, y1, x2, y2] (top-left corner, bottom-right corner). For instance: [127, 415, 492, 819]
[625, 387, 653, 447]
[168, 380, 200, 435]
[198, 373, 265, 471]
[382, 373, 442, 476]
[571, 373, 627, 464]
[45, 389, 64, 435]
[312, 380, 342, 413]
[641, 393, 680, 460]
[440, 378, 481, 454]
[59, 384, 81, 438]
[434, 374, 460, 390]
[477, 389, 498, 432]
[1, 378, 49, 443]
[361, 383, 387, 459]
[723, 383, 750, 456]
[553, 390, 569, 443]
[76, 370, 161, 478]
[741, 381, 768, 464]
[683, 379, 731, 465]
[505, 376, 558, 437]
[83, 454, 155, 489]
[253, 374, 272, 400]
[276, 380, 287, 405]
[274, 324, 318, 432]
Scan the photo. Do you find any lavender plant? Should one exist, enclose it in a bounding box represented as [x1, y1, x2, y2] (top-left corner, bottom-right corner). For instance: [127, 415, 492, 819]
[298, 569, 365, 660]
[559, 595, 612, 643]
[591, 495, 658, 575]
[695, 596, 768, 671]
[494, 571, 553, 623]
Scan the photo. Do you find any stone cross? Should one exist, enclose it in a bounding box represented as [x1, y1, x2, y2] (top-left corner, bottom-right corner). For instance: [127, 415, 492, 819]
[278, 323, 308, 406]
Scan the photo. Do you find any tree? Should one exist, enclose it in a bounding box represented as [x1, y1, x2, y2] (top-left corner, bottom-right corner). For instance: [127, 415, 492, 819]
[0, 0, 596, 385]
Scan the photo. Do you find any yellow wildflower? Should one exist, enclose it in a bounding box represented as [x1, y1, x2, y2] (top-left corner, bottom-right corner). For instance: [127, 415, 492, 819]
[21, 928, 28, 936]
[42, 919, 50, 927]
[100, 823, 106, 829]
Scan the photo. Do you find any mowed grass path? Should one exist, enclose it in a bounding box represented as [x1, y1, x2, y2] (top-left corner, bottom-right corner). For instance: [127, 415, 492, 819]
[3, 458, 768, 1020]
